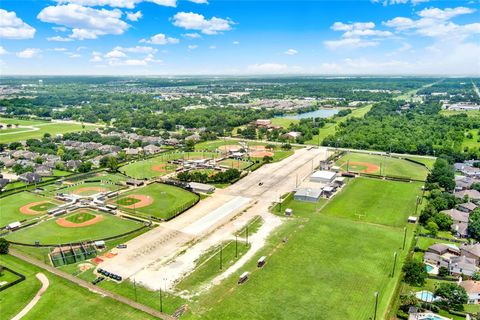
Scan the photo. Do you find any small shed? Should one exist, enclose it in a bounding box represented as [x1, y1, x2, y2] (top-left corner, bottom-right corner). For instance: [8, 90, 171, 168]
[7, 221, 21, 230]
[294, 188, 322, 202]
[285, 208, 293, 216]
[310, 170, 336, 184]
[189, 182, 215, 194]
[94, 240, 105, 249]
[408, 216, 418, 223]
[257, 256, 267, 268]
[126, 179, 144, 187]
[238, 272, 249, 284]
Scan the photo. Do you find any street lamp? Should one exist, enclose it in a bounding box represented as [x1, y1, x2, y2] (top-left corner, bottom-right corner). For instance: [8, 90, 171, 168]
[391, 252, 398, 277]
[402, 227, 407, 250]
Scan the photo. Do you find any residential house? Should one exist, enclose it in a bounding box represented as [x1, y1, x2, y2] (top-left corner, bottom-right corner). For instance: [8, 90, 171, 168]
[458, 202, 478, 214]
[185, 133, 201, 142]
[428, 243, 460, 256]
[461, 244, 480, 263]
[35, 165, 52, 176]
[18, 172, 42, 184]
[65, 160, 82, 171]
[143, 144, 161, 155]
[282, 131, 302, 140]
[449, 255, 479, 276]
[455, 190, 480, 203]
[0, 178, 9, 190]
[460, 280, 480, 304]
[125, 148, 141, 156]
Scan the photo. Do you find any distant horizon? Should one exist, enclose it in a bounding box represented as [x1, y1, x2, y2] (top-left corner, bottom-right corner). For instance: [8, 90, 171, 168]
[2, 74, 479, 78]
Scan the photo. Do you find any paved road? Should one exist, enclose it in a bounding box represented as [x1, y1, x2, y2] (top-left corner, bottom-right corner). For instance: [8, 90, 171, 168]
[10, 250, 174, 320]
[12, 272, 49, 320]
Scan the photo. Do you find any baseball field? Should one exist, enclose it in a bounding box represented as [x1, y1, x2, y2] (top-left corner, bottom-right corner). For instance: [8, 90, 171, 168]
[0, 117, 100, 144]
[120, 151, 221, 179]
[0, 192, 60, 227]
[5, 209, 143, 245]
[335, 152, 430, 180]
[113, 183, 199, 220]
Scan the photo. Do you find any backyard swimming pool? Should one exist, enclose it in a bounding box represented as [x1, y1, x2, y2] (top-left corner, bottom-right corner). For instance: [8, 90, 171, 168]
[415, 290, 437, 302]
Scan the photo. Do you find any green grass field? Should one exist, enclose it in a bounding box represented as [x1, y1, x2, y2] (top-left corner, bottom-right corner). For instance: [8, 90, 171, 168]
[269, 117, 299, 128]
[65, 211, 96, 223]
[0, 254, 157, 320]
[0, 117, 100, 144]
[335, 152, 430, 180]
[184, 186, 414, 319]
[120, 151, 220, 179]
[59, 181, 124, 196]
[218, 159, 253, 170]
[0, 192, 60, 227]
[114, 183, 199, 220]
[462, 129, 479, 150]
[5, 210, 142, 245]
[322, 178, 422, 227]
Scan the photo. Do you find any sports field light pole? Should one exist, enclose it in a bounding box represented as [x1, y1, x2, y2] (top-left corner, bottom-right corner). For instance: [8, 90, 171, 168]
[391, 252, 398, 277]
[235, 235, 238, 258]
[219, 245, 223, 270]
[415, 196, 420, 215]
[373, 291, 379, 320]
[246, 225, 249, 246]
[159, 285, 163, 313]
[402, 227, 407, 250]
[133, 277, 138, 302]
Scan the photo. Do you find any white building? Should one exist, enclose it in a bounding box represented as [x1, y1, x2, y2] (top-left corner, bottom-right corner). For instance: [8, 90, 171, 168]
[310, 170, 336, 184]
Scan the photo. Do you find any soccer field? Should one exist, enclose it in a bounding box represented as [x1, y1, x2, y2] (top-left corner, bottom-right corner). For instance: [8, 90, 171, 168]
[322, 177, 423, 227]
[0, 255, 157, 320]
[5, 210, 143, 245]
[184, 194, 413, 319]
[113, 183, 199, 220]
[335, 152, 430, 180]
[0, 192, 60, 227]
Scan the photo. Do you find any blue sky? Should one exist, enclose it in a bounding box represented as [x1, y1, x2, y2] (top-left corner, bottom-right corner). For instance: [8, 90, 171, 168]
[0, 0, 479, 75]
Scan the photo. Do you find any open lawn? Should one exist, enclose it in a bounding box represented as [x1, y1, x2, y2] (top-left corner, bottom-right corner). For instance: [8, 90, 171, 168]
[120, 151, 220, 179]
[462, 129, 479, 150]
[269, 117, 299, 128]
[218, 159, 253, 170]
[0, 118, 100, 144]
[440, 109, 480, 117]
[113, 183, 199, 220]
[335, 152, 429, 180]
[5, 210, 142, 245]
[322, 178, 423, 227]
[0, 254, 156, 320]
[0, 192, 60, 227]
[185, 200, 413, 319]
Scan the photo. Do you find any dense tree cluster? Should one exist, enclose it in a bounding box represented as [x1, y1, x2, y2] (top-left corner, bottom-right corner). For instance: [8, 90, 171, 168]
[177, 168, 241, 184]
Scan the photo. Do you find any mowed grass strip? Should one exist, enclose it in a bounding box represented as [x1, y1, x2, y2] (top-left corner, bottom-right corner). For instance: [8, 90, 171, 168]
[6, 211, 142, 245]
[0, 254, 157, 320]
[0, 192, 59, 227]
[115, 183, 199, 220]
[335, 152, 429, 180]
[322, 177, 423, 227]
[185, 213, 410, 320]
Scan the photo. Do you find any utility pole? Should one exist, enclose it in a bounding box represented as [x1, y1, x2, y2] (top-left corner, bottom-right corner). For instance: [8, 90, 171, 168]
[159, 286, 163, 312]
[391, 252, 398, 277]
[246, 225, 249, 246]
[373, 292, 379, 320]
[133, 278, 138, 302]
[402, 227, 407, 250]
[219, 245, 223, 270]
[235, 235, 238, 258]
[415, 196, 420, 215]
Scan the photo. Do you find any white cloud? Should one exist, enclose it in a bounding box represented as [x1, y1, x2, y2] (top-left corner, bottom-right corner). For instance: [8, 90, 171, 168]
[0, 9, 36, 39]
[38, 4, 129, 40]
[140, 33, 179, 45]
[52, 26, 68, 32]
[68, 53, 82, 58]
[182, 32, 201, 39]
[0, 47, 8, 55]
[90, 51, 103, 62]
[53, 47, 68, 51]
[16, 48, 41, 58]
[246, 63, 302, 74]
[384, 6, 480, 40]
[378, 0, 430, 5]
[126, 11, 142, 21]
[209, 45, 216, 49]
[105, 49, 127, 58]
[284, 48, 298, 55]
[114, 46, 157, 53]
[107, 53, 161, 66]
[188, 44, 198, 50]
[54, 0, 176, 9]
[324, 38, 379, 50]
[232, 41, 239, 45]
[47, 36, 73, 42]
[172, 12, 233, 35]
[188, 0, 208, 3]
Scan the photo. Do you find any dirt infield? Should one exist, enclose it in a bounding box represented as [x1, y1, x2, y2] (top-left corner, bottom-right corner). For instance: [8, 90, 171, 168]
[56, 214, 104, 228]
[120, 194, 154, 209]
[151, 164, 169, 172]
[341, 161, 380, 174]
[20, 201, 51, 215]
[72, 186, 108, 195]
[219, 145, 243, 152]
[249, 151, 274, 158]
